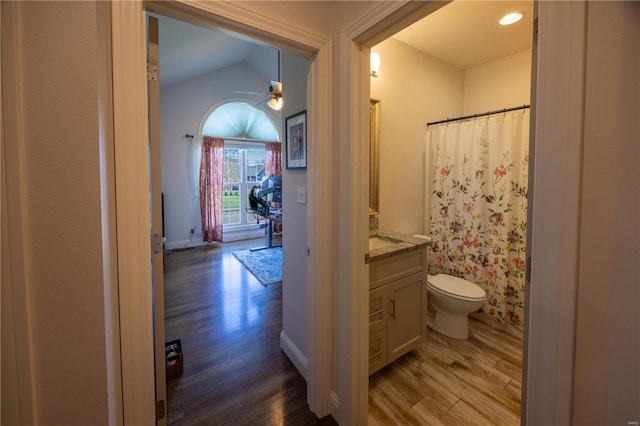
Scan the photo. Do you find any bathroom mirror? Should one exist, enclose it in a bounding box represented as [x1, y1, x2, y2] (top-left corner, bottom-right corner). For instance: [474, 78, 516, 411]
[370, 99, 380, 215]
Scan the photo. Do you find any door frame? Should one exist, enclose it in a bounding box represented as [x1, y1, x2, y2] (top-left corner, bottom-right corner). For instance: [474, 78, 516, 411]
[111, 1, 332, 424]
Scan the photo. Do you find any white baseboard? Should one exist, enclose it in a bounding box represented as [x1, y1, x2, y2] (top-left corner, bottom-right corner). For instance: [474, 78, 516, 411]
[165, 226, 267, 250]
[222, 227, 266, 243]
[165, 238, 208, 251]
[280, 330, 308, 381]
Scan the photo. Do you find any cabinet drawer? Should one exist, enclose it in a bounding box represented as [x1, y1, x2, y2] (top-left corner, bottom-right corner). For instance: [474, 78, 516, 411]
[370, 248, 426, 290]
[369, 285, 388, 332]
[369, 328, 387, 375]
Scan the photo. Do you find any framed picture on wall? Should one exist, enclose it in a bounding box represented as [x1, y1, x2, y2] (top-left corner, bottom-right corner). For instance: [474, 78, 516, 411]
[285, 110, 307, 170]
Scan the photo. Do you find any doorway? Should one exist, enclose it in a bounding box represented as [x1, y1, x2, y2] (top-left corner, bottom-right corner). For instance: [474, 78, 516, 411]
[148, 10, 314, 424]
[111, 2, 334, 424]
[366, 0, 532, 422]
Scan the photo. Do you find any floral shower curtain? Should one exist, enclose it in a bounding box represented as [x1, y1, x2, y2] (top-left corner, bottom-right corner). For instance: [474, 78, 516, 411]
[427, 109, 529, 328]
[200, 136, 224, 243]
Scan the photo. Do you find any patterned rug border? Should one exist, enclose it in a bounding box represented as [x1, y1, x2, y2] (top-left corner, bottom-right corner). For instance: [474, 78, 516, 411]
[232, 247, 282, 287]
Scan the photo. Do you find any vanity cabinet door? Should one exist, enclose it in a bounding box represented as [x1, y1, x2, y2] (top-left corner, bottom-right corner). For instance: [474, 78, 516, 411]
[387, 273, 427, 364]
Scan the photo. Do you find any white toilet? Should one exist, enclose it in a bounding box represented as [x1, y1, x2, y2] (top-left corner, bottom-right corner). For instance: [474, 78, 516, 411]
[427, 274, 487, 340]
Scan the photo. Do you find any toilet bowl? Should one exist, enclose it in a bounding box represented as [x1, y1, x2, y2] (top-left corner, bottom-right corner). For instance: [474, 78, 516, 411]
[427, 274, 486, 340]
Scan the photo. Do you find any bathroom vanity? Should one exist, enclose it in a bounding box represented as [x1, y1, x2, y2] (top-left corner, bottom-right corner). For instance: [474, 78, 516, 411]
[368, 231, 430, 375]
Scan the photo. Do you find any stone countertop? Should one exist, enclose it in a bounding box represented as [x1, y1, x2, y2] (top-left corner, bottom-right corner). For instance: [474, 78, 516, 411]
[368, 229, 431, 262]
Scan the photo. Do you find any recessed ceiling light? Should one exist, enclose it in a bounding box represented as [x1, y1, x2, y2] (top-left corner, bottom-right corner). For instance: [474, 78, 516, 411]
[500, 12, 523, 26]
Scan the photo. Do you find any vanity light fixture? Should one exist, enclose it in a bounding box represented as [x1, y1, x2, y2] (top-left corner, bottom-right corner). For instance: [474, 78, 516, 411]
[370, 52, 380, 77]
[499, 12, 523, 25]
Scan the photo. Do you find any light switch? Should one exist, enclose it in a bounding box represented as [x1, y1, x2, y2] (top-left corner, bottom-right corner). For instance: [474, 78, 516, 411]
[296, 186, 306, 204]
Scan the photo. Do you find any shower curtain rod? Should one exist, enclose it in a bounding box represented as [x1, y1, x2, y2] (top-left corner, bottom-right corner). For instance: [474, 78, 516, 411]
[426, 104, 530, 126]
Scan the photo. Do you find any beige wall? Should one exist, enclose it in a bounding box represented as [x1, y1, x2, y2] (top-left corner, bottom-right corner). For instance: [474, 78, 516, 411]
[573, 1, 640, 423]
[242, 1, 376, 37]
[371, 37, 465, 235]
[464, 49, 532, 115]
[2, 2, 117, 424]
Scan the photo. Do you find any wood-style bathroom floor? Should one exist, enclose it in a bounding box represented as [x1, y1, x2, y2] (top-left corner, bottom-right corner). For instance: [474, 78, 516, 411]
[369, 318, 524, 425]
[163, 237, 523, 425]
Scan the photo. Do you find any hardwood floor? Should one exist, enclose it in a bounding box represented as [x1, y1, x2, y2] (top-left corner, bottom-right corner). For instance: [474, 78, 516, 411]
[369, 318, 523, 425]
[163, 238, 336, 425]
[164, 238, 523, 425]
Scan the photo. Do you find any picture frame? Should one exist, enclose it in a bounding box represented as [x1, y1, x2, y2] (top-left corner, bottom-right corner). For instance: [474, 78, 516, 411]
[285, 110, 307, 170]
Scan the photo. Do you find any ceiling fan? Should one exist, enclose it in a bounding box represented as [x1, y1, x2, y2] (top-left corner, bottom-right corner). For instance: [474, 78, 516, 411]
[235, 51, 284, 111]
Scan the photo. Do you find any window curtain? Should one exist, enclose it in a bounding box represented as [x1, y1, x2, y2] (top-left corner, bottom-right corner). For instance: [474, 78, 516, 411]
[264, 142, 282, 177]
[427, 109, 529, 329]
[200, 137, 224, 243]
[187, 136, 203, 235]
[264, 142, 282, 234]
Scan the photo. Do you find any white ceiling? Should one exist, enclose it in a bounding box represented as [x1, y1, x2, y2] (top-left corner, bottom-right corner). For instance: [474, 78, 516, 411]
[392, 1, 533, 70]
[153, 1, 533, 87]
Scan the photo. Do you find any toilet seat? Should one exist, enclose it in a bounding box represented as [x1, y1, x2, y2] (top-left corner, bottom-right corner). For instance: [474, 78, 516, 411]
[427, 274, 486, 301]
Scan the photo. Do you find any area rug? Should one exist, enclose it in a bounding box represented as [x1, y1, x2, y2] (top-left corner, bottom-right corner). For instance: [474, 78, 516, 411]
[232, 247, 282, 287]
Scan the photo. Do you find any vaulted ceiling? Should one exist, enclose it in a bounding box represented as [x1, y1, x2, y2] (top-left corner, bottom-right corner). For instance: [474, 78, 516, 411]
[152, 13, 278, 88]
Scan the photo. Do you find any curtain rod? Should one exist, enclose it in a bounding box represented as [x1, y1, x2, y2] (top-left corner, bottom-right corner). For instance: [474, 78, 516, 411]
[426, 104, 530, 126]
[185, 134, 280, 143]
[217, 137, 278, 143]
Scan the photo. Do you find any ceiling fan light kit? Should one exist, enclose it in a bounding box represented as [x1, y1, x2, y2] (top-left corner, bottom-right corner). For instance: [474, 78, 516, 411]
[266, 80, 284, 111]
[234, 50, 284, 111]
[267, 96, 283, 111]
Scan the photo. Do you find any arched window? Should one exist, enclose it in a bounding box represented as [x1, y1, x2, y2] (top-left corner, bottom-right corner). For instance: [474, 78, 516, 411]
[198, 102, 281, 230]
[202, 101, 279, 141]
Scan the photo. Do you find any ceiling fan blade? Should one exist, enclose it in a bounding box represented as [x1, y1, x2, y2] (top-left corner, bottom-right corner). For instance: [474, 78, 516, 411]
[235, 90, 267, 95]
[256, 98, 270, 107]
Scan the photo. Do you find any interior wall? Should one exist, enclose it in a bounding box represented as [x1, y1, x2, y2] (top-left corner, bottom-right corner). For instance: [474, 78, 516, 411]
[3, 2, 114, 424]
[280, 51, 311, 367]
[370, 37, 465, 235]
[160, 62, 281, 249]
[464, 49, 532, 115]
[573, 1, 640, 423]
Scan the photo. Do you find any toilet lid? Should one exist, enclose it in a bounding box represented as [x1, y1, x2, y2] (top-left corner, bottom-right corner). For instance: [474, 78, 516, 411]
[428, 274, 486, 300]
